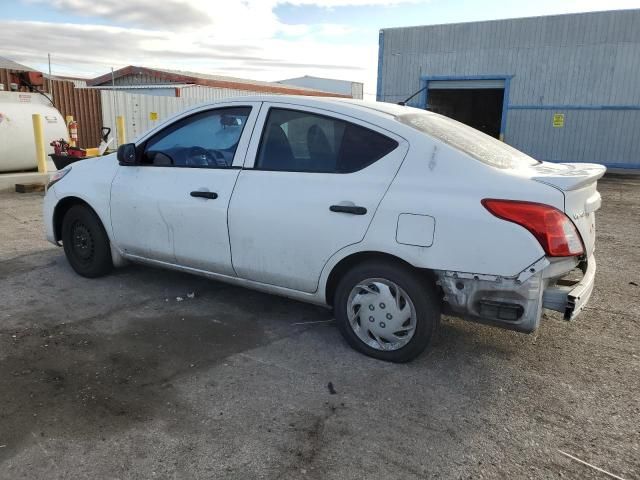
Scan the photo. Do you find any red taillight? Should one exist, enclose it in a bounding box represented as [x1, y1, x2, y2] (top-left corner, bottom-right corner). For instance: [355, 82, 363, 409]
[482, 199, 584, 257]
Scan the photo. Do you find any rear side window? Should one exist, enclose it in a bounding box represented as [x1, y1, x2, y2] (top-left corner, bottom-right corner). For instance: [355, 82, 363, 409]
[256, 108, 398, 173]
[397, 111, 539, 169]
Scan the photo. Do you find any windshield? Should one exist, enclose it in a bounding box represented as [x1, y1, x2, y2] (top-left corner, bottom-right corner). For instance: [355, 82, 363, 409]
[396, 111, 539, 169]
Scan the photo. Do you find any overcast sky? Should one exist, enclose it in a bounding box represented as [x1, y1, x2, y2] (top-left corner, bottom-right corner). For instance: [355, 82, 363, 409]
[2, 0, 639, 97]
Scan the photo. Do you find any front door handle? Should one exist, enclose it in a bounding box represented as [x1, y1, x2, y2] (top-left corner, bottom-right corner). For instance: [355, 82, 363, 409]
[330, 204, 367, 215]
[190, 191, 218, 200]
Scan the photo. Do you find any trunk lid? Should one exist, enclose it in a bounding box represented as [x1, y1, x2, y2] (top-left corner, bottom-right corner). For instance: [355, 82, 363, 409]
[530, 162, 606, 257]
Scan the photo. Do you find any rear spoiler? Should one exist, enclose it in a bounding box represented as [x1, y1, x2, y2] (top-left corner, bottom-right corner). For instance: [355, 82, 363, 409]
[532, 163, 606, 191]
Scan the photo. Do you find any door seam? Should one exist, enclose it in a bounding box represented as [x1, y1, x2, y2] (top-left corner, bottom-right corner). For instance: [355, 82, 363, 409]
[226, 102, 265, 278]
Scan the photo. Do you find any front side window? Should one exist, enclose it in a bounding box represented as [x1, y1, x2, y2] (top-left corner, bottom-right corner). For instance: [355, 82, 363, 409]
[143, 107, 251, 167]
[255, 108, 398, 173]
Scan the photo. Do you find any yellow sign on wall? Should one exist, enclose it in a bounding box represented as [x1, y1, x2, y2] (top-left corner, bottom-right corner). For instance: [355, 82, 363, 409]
[553, 113, 565, 128]
[149, 112, 159, 121]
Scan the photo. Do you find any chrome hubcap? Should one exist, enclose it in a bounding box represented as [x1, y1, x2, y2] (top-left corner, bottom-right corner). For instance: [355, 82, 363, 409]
[347, 278, 417, 351]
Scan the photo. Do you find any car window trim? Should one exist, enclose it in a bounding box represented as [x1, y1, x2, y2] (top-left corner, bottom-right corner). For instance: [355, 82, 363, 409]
[247, 106, 399, 174]
[126, 164, 244, 170]
[136, 106, 254, 170]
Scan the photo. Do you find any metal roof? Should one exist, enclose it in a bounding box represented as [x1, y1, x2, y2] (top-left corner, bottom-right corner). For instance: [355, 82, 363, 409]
[0, 56, 34, 71]
[88, 65, 347, 97]
[84, 84, 192, 90]
[158, 68, 327, 92]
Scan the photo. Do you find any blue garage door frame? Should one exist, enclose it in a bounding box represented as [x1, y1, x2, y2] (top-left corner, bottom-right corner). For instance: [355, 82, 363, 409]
[419, 75, 513, 141]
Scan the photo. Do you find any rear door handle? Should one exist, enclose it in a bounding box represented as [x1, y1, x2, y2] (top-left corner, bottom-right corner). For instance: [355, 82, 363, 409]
[330, 205, 367, 215]
[190, 191, 218, 200]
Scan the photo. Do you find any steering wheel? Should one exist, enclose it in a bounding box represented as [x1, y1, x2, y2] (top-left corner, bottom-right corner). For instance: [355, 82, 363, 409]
[186, 147, 229, 167]
[210, 149, 228, 166]
[186, 146, 216, 167]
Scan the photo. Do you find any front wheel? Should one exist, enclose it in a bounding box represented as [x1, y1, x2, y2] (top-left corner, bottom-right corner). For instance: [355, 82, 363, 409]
[334, 260, 440, 362]
[61, 205, 113, 278]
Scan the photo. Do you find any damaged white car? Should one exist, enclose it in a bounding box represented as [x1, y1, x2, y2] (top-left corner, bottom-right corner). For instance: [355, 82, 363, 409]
[43, 96, 604, 362]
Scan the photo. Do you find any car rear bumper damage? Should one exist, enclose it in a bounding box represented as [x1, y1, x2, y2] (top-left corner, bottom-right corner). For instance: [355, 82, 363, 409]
[542, 256, 596, 321]
[436, 254, 596, 333]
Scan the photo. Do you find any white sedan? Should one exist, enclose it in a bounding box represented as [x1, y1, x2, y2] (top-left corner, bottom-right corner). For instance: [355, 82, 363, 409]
[44, 96, 604, 362]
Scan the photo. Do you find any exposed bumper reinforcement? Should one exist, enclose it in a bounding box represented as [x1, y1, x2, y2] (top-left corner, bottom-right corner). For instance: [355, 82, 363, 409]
[542, 255, 596, 320]
[437, 266, 545, 333]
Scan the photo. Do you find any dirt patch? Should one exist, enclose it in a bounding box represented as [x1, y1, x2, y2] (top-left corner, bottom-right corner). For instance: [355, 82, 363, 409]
[279, 402, 345, 479]
[0, 253, 57, 281]
[0, 308, 267, 461]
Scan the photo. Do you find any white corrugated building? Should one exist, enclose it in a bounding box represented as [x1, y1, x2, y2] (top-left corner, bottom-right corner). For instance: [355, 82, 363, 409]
[278, 75, 364, 100]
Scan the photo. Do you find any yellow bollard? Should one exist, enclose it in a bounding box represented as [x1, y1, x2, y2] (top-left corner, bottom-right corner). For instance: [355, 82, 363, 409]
[32, 114, 48, 173]
[116, 116, 126, 146]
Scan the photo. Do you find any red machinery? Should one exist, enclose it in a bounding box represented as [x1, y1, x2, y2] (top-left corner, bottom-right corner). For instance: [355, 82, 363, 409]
[50, 139, 86, 158]
[49, 139, 86, 169]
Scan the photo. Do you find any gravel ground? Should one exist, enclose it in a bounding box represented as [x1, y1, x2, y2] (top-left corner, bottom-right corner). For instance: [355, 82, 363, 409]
[0, 175, 638, 479]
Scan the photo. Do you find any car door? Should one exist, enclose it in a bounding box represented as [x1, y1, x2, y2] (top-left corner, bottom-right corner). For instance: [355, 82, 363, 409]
[227, 103, 409, 293]
[110, 103, 260, 275]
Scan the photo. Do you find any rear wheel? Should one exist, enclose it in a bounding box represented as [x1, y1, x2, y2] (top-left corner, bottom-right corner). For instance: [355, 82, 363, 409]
[334, 260, 440, 362]
[61, 205, 113, 278]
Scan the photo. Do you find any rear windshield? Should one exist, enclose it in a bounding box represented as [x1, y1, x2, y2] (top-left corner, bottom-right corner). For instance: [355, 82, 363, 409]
[396, 111, 539, 169]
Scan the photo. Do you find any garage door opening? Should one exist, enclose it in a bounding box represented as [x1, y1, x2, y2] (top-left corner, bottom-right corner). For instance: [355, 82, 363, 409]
[425, 79, 506, 139]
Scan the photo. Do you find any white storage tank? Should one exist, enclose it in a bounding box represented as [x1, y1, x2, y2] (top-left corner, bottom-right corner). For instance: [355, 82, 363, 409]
[0, 91, 68, 172]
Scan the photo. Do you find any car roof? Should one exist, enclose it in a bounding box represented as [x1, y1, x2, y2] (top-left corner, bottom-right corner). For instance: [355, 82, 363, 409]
[206, 94, 428, 120]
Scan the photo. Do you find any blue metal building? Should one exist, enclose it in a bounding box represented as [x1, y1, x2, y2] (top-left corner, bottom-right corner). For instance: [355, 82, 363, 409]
[377, 9, 640, 169]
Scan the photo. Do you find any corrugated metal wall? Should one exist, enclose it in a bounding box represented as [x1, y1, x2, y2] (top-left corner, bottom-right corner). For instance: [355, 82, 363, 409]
[50, 80, 102, 149]
[112, 73, 180, 86]
[101, 87, 268, 147]
[378, 9, 640, 168]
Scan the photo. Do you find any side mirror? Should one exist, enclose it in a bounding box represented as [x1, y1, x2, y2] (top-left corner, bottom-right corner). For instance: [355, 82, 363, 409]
[117, 143, 137, 165]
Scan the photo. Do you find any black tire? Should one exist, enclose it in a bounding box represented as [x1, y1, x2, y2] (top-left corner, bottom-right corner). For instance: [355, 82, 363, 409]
[61, 205, 113, 278]
[334, 260, 440, 363]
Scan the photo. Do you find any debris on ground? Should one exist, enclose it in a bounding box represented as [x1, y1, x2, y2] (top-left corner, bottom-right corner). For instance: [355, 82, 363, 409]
[327, 382, 337, 395]
[291, 319, 334, 326]
[629, 281, 638, 286]
[557, 450, 627, 480]
[175, 293, 196, 302]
